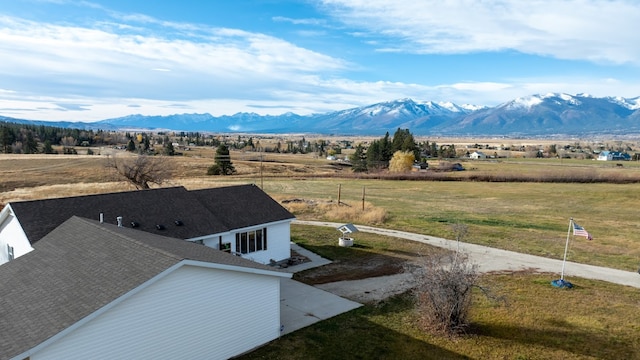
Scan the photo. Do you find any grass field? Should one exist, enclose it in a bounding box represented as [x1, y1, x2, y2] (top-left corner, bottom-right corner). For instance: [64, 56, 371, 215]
[2, 152, 640, 271]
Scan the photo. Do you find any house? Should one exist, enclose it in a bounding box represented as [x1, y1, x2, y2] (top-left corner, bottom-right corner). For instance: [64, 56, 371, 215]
[597, 151, 631, 161]
[0, 184, 295, 266]
[411, 162, 429, 171]
[0, 216, 291, 360]
[469, 151, 487, 159]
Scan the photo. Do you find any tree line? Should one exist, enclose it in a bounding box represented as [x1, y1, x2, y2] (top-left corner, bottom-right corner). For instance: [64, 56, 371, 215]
[349, 128, 460, 173]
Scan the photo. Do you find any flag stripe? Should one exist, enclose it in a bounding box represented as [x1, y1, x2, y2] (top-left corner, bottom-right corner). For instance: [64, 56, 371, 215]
[573, 222, 592, 240]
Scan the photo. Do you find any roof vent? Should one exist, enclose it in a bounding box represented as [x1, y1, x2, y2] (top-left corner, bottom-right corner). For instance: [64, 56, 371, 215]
[156, 224, 165, 230]
[174, 220, 184, 226]
[131, 221, 139, 228]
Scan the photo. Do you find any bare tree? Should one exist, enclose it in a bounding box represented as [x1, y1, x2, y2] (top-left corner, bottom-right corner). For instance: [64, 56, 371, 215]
[451, 223, 468, 255]
[409, 251, 479, 335]
[106, 155, 172, 189]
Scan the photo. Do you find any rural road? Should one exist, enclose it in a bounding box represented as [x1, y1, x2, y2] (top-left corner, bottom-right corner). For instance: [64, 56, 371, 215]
[293, 220, 640, 290]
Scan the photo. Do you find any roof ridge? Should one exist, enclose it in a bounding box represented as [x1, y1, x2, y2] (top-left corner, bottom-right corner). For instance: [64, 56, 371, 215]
[10, 186, 188, 204]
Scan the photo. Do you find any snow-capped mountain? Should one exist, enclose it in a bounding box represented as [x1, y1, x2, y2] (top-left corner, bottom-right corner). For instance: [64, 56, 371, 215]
[305, 98, 474, 134]
[433, 93, 640, 136]
[2, 93, 640, 136]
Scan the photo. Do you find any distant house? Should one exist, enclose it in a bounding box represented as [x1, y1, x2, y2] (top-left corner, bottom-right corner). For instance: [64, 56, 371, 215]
[0, 216, 291, 360]
[469, 151, 487, 159]
[0, 184, 295, 266]
[597, 151, 631, 161]
[411, 162, 429, 171]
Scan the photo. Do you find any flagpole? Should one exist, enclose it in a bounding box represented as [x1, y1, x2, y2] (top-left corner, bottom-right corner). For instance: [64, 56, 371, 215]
[560, 218, 573, 280]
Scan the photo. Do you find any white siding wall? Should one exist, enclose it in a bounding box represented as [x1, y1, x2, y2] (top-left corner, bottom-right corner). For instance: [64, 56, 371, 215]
[229, 221, 292, 265]
[0, 206, 33, 265]
[32, 265, 282, 360]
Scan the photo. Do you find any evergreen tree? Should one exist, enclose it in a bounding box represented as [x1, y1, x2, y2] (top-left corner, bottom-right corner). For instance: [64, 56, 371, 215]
[126, 139, 136, 152]
[380, 132, 392, 162]
[208, 143, 236, 175]
[0, 125, 15, 153]
[43, 140, 55, 154]
[24, 131, 39, 154]
[163, 136, 175, 156]
[350, 144, 368, 172]
[366, 140, 384, 170]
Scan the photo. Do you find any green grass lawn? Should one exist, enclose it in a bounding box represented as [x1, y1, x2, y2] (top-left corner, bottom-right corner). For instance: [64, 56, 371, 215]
[240, 277, 640, 359]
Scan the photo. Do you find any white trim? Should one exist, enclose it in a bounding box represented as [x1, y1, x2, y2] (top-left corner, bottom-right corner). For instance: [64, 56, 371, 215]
[12, 259, 290, 360]
[180, 259, 291, 279]
[233, 218, 292, 234]
[186, 231, 229, 242]
[186, 219, 293, 243]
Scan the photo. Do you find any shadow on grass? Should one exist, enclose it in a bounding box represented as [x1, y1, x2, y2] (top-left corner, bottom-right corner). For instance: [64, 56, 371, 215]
[471, 321, 638, 359]
[237, 297, 471, 360]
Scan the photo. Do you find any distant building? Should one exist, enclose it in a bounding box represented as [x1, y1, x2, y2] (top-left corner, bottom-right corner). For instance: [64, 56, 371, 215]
[469, 151, 487, 159]
[597, 151, 631, 161]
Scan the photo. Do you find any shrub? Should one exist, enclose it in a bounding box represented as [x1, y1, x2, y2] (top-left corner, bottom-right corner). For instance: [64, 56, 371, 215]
[409, 251, 479, 335]
[207, 164, 222, 175]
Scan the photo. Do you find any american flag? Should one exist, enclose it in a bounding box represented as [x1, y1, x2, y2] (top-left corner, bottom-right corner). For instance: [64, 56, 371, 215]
[573, 222, 592, 240]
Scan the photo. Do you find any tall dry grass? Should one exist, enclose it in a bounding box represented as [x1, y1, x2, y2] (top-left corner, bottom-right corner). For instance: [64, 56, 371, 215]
[278, 197, 387, 225]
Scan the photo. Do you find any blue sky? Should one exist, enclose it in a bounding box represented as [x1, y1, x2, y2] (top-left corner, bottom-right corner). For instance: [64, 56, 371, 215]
[1, 0, 639, 121]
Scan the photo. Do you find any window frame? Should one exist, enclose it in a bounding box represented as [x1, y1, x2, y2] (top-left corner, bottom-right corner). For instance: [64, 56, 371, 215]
[235, 228, 267, 254]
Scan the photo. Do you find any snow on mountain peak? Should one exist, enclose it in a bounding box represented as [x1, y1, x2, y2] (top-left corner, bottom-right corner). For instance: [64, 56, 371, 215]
[506, 95, 543, 109]
[610, 96, 640, 110]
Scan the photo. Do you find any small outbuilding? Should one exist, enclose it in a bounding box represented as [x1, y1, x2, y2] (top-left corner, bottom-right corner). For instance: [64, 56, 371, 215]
[469, 151, 487, 159]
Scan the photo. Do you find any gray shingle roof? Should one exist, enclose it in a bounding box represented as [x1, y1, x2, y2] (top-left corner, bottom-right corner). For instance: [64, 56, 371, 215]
[0, 216, 288, 360]
[190, 184, 295, 230]
[9, 184, 294, 244]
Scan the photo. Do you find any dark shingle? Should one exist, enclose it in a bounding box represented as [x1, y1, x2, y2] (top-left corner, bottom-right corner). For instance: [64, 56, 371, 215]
[0, 216, 287, 360]
[9, 186, 230, 244]
[190, 184, 294, 230]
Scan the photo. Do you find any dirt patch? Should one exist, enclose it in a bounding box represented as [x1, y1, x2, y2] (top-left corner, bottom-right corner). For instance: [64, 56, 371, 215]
[293, 253, 406, 285]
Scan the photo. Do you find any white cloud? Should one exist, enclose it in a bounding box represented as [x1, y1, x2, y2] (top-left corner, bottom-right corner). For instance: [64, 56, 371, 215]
[0, 14, 348, 102]
[320, 0, 640, 65]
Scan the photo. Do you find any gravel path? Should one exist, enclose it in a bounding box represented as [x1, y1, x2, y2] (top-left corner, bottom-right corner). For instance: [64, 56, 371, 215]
[294, 220, 640, 302]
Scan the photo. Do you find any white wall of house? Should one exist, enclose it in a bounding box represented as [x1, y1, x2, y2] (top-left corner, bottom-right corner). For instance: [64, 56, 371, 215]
[30, 264, 283, 360]
[227, 220, 292, 265]
[0, 205, 33, 265]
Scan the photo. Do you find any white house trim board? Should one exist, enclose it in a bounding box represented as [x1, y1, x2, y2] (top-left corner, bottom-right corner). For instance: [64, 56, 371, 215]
[0, 205, 32, 265]
[15, 262, 288, 360]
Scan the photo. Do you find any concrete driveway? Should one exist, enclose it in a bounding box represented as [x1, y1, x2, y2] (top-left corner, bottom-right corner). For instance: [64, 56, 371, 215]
[293, 220, 640, 289]
[279, 243, 361, 336]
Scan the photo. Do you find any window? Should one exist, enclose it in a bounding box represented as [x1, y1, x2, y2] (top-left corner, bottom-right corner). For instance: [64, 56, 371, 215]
[235, 228, 267, 254]
[7, 244, 14, 261]
[218, 236, 231, 253]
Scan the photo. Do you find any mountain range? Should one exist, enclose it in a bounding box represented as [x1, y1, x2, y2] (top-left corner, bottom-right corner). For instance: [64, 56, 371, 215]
[2, 93, 640, 137]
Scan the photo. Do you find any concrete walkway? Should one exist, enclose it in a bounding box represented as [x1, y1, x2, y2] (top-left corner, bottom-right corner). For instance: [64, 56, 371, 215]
[279, 243, 361, 335]
[293, 220, 640, 289]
